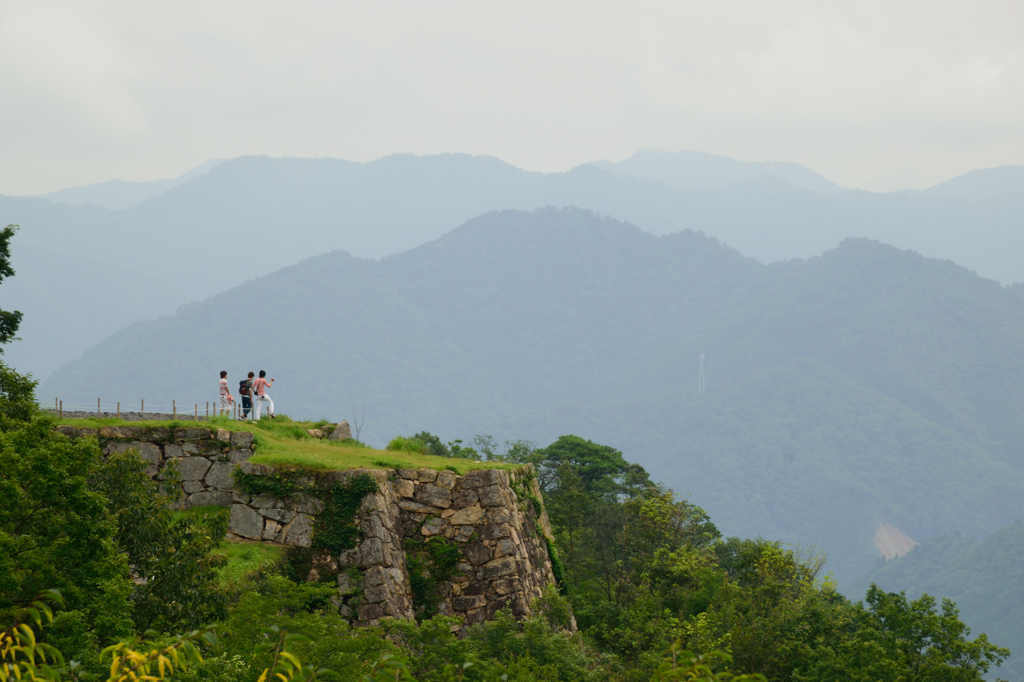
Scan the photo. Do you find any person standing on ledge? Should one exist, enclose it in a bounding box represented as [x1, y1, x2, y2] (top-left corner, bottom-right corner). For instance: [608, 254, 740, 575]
[239, 371, 254, 421]
[218, 370, 233, 416]
[253, 370, 275, 419]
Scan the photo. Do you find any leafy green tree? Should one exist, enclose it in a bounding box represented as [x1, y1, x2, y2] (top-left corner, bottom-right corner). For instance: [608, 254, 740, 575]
[535, 435, 652, 498]
[792, 585, 1009, 682]
[0, 414, 134, 643]
[91, 450, 228, 633]
[0, 225, 22, 350]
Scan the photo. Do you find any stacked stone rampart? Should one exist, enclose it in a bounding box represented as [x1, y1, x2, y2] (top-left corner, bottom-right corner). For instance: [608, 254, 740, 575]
[57, 425, 562, 629]
[57, 424, 255, 508]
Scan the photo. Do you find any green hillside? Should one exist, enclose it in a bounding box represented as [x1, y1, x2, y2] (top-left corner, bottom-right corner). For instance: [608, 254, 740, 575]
[41, 207, 1024, 582]
[847, 522, 1024, 680]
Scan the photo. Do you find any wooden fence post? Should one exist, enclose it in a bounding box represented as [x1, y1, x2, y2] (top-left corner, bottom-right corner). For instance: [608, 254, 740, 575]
[173, 400, 176, 418]
[117, 402, 120, 419]
[194, 404, 198, 421]
[59, 400, 62, 419]
[141, 399, 144, 413]
[97, 398, 100, 415]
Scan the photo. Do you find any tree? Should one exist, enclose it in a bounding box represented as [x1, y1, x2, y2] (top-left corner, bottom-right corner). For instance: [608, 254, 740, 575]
[792, 586, 1009, 682]
[534, 435, 652, 498]
[0, 225, 22, 350]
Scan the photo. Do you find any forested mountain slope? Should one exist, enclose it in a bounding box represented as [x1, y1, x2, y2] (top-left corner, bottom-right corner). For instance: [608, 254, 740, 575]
[847, 522, 1024, 680]
[42, 207, 1024, 583]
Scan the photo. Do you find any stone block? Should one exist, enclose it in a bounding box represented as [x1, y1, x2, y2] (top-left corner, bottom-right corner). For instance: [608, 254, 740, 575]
[486, 508, 511, 525]
[461, 469, 503, 488]
[205, 461, 235, 489]
[463, 542, 491, 566]
[363, 583, 390, 604]
[216, 428, 231, 442]
[453, 489, 479, 507]
[414, 484, 452, 509]
[391, 479, 415, 498]
[448, 505, 485, 525]
[398, 499, 439, 514]
[181, 442, 200, 454]
[306, 429, 324, 438]
[464, 607, 487, 625]
[454, 526, 476, 542]
[188, 490, 232, 508]
[99, 425, 141, 439]
[364, 565, 387, 587]
[164, 444, 184, 459]
[493, 538, 517, 558]
[175, 427, 211, 441]
[435, 470, 457, 489]
[478, 485, 507, 508]
[227, 448, 252, 463]
[482, 556, 517, 579]
[262, 509, 297, 523]
[230, 431, 255, 448]
[481, 524, 510, 540]
[452, 595, 487, 611]
[397, 469, 418, 480]
[282, 514, 314, 548]
[329, 421, 352, 441]
[491, 579, 516, 596]
[230, 505, 264, 539]
[263, 519, 281, 541]
[421, 517, 448, 536]
[417, 469, 438, 483]
[362, 515, 386, 540]
[359, 538, 384, 566]
[178, 457, 212, 481]
[182, 481, 205, 494]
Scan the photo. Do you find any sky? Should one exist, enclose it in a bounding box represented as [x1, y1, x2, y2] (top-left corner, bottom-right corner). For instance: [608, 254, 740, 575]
[2, 0, 1023, 195]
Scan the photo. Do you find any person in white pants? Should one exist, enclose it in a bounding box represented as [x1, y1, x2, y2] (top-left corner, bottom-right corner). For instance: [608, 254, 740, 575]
[252, 370, 275, 419]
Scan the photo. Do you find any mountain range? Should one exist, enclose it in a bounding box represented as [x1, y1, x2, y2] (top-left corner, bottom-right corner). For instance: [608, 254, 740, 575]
[5, 150, 1024, 383]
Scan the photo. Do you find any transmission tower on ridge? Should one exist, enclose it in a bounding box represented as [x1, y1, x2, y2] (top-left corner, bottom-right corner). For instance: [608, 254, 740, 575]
[698, 353, 706, 394]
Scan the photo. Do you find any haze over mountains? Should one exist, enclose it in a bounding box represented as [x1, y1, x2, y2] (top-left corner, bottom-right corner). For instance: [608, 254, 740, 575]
[42, 207, 1024, 589]
[5, 149, 1024, 384]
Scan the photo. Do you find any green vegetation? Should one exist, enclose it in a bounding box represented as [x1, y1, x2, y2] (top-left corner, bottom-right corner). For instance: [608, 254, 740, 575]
[848, 521, 1024, 680]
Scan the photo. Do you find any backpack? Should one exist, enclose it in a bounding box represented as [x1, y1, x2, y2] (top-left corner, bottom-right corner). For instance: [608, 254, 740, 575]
[239, 379, 250, 396]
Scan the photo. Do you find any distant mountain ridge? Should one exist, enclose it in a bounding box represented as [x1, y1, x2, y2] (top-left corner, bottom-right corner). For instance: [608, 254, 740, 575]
[5, 150, 1024, 383]
[588, 148, 845, 194]
[39, 159, 225, 210]
[41, 207, 1024, 586]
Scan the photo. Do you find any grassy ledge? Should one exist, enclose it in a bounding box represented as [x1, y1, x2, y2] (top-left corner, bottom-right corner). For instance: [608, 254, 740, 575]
[55, 414, 516, 474]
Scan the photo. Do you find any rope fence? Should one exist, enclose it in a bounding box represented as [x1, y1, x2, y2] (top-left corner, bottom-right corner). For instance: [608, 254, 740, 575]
[45, 397, 254, 422]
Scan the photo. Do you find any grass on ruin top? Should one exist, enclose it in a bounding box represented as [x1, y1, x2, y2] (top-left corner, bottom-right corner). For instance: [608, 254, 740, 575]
[55, 413, 514, 475]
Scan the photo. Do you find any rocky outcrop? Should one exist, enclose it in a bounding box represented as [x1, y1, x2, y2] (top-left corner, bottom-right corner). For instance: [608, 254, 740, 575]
[57, 424, 254, 508]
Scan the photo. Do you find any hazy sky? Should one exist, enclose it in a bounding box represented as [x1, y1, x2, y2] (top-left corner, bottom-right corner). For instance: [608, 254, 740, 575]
[2, 0, 1023, 195]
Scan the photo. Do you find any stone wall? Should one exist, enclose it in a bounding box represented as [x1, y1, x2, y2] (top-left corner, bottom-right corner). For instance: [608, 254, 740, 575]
[58, 424, 562, 629]
[228, 463, 559, 628]
[56, 424, 255, 508]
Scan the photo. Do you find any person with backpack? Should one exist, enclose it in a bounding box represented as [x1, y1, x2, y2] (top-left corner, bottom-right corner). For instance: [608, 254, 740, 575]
[238, 372, 254, 421]
[252, 370, 275, 419]
[218, 370, 233, 416]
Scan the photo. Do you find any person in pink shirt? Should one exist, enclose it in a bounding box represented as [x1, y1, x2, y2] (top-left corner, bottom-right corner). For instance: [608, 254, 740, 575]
[218, 370, 233, 416]
[252, 370, 275, 419]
